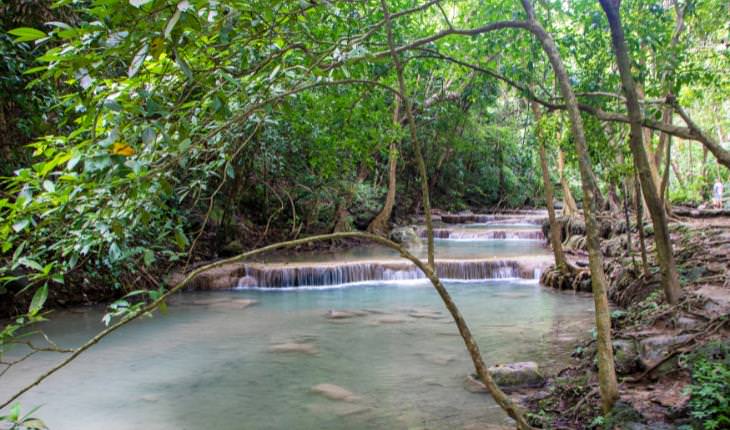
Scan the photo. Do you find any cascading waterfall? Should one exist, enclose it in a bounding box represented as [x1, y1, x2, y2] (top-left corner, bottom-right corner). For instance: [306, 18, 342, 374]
[422, 228, 544, 240]
[238, 257, 549, 288]
[440, 214, 546, 225]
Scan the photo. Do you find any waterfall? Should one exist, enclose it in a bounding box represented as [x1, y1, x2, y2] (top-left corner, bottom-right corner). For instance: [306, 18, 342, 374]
[238, 258, 549, 288]
[440, 214, 546, 225]
[420, 228, 544, 241]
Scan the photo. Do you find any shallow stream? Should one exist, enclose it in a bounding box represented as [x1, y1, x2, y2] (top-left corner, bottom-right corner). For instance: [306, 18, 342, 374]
[1, 216, 595, 429]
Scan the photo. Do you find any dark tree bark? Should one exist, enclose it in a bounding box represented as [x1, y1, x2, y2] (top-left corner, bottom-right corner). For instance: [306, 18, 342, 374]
[599, 0, 681, 305]
[521, 0, 618, 412]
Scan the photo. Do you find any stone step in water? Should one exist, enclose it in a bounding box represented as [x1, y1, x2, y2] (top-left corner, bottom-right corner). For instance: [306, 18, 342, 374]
[439, 213, 546, 225]
[420, 228, 544, 241]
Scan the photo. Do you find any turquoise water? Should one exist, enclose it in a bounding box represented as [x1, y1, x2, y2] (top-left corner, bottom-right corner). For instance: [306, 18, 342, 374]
[255, 239, 549, 264]
[1, 281, 593, 430]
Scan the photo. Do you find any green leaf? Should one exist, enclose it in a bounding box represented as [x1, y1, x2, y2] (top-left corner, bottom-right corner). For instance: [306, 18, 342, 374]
[143, 249, 155, 266]
[128, 44, 149, 78]
[174, 229, 187, 250]
[130, 0, 154, 7]
[20, 258, 43, 271]
[164, 9, 182, 39]
[8, 27, 47, 42]
[29, 284, 48, 314]
[42, 180, 55, 193]
[12, 219, 31, 233]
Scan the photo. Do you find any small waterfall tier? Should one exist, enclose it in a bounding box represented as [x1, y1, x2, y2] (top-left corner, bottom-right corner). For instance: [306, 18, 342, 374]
[421, 228, 544, 241]
[235, 256, 550, 288]
[440, 214, 545, 225]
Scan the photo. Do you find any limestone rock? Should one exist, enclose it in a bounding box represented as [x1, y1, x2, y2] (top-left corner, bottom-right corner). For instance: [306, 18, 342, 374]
[268, 342, 318, 355]
[310, 383, 359, 402]
[325, 310, 366, 319]
[488, 361, 545, 388]
[639, 334, 692, 369]
[613, 338, 640, 375]
[466, 362, 545, 392]
[389, 226, 423, 248]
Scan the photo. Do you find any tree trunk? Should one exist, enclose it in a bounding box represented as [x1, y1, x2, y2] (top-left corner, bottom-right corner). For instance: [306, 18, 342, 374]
[634, 172, 650, 276]
[622, 180, 638, 271]
[367, 142, 398, 235]
[522, 0, 618, 412]
[380, 2, 530, 427]
[531, 102, 571, 272]
[600, 0, 681, 305]
[558, 149, 579, 216]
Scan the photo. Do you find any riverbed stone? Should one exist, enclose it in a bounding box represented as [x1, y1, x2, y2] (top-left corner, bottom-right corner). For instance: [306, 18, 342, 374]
[389, 226, 423, 248]
[268, 342, 318, 355]
[376, 316, 409, 324]
[325, 310, 362, 319]
[466, 362, 545, 392]
[488, 361, 545, 388]
[310, 383, 360, 402]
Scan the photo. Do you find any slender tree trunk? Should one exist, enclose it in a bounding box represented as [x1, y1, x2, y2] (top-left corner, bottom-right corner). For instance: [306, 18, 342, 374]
[368, 142, 398, 235]
[661, 135, 672, 205]
[600, 0, 681, 305]
[380, 2, 531, 427]
[380, 2, 434, 268]
[671, 157, 686, 189]
[558, 149, 579, 216]
[634, 172, 650, 276]
[532, 102, 571, 272]
[521, 0, 618, 412]
[622, 181, 638, 271]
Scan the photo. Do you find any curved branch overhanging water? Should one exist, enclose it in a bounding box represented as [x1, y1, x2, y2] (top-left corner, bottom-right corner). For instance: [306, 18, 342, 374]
[1, 231, 528, 430]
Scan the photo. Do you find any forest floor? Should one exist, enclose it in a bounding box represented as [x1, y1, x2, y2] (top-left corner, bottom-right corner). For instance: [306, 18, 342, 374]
[529, 211, 730, 429]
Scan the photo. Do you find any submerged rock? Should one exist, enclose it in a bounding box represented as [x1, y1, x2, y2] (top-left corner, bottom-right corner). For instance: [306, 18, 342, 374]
[376, 316, 409, 324]
[310, 383, 360, 402]
[325, 310, 366, 319]
[268, 342, 318, 355]
[190, 298, 257, 309]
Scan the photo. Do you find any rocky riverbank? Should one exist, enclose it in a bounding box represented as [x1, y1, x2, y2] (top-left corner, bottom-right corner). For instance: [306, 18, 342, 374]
[528, 213, 730, 429]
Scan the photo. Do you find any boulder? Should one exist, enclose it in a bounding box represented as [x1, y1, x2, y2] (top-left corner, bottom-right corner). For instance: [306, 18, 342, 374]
[488, 362, 545, 388]
[221, 239, 245, 256]
[639, 334, 692, 369]
[613, 339, 640, 375]
[466, 362, 545, 392]
[389, 226, 423, 248]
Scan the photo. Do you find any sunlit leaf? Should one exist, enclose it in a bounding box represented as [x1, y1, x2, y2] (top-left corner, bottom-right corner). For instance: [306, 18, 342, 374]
[29, 284, 48, 314]
[8, 27, 47, 42]
[110, 142, 136, 156]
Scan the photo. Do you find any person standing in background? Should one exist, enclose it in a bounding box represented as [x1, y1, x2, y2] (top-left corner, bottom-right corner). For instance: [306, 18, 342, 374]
[713, 178, 724, 208]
